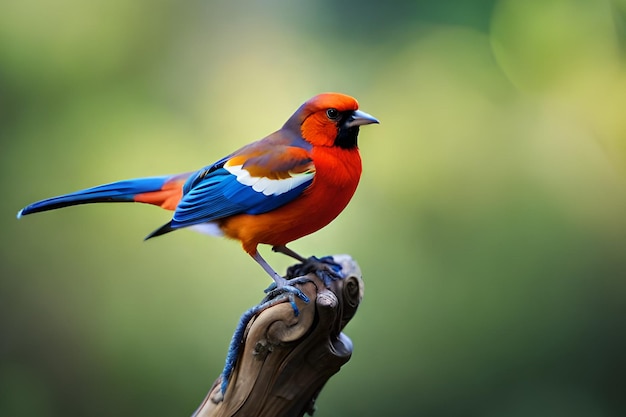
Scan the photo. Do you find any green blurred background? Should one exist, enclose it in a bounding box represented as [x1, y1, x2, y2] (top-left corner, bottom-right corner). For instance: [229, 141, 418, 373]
[2, 0, 626, 416]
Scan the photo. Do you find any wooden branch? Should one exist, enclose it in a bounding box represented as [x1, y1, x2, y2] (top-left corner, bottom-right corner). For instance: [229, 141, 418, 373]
[191, 254, 363, 417]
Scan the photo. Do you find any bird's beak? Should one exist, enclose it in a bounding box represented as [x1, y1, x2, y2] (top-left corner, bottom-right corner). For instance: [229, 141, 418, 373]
[345, 110, 380, 128]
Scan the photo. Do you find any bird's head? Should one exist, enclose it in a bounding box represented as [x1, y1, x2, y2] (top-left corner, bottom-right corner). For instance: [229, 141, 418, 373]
[285, 93, 379, 149]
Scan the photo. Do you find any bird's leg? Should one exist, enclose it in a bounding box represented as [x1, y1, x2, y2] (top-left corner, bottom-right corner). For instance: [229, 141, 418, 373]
[272, 245, 345, 287]
[251, 251, 309, 303]
[252, 251, 288, 287]
[271, 245, 308, 263]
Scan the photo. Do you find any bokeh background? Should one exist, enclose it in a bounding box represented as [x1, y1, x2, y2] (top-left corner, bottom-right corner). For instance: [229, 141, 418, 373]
[2, 0, 626, 416]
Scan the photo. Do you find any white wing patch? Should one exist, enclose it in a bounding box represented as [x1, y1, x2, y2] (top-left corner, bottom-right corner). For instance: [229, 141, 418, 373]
[224, 164, 314, 196]
[190, 222, 224, 236]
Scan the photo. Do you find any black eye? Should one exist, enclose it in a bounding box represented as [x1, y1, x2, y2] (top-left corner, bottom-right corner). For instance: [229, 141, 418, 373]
[326, 108, 340, 120]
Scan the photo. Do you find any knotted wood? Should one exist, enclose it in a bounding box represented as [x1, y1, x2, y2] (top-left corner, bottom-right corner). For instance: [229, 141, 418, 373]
[192, 254, 363, 417]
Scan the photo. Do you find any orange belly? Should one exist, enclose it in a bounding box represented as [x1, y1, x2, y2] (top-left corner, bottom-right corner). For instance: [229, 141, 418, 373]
[219, 147, 361, 254]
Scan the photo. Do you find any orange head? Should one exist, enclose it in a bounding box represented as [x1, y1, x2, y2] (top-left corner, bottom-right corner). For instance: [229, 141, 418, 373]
[283, 93, 379, 148]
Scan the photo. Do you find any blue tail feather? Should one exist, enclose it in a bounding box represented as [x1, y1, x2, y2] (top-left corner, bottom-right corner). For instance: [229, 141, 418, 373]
[17, 176, 171, 218]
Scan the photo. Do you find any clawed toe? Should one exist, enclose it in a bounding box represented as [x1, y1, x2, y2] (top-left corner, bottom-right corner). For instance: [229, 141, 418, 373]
[286, 256, 344, 286]
[265, 282, 310, 309]
[264, 279, 311, 302]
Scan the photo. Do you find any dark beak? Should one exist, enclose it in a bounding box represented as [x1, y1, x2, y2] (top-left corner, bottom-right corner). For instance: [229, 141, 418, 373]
[345, 110, 380, 128]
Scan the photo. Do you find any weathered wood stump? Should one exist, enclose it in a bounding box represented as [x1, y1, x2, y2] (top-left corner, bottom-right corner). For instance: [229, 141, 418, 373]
[192, 254, 363, 417]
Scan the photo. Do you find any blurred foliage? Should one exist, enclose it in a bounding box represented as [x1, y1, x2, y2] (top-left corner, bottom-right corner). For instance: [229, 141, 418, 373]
[2, 0, 626, 416]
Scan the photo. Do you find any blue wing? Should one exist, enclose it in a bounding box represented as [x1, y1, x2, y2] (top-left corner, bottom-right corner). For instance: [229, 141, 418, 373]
[169, 141, 315, 230]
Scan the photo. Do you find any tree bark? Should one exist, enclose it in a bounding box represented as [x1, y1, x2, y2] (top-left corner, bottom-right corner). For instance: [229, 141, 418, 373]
[191, 254, 363, 417]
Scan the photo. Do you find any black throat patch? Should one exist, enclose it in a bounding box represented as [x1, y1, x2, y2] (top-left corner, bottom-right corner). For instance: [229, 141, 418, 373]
[334, 125, 360, 149]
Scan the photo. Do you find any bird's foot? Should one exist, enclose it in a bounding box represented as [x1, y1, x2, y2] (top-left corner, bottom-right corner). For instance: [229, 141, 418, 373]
[264, 276, 312, 311]
[221, 278, 312, 395]
[286, 255, 344, 287]
[264, 280, 311, 316]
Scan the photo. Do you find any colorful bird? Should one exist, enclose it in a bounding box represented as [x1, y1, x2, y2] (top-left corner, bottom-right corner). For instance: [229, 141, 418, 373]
[17, 92, 379, 289]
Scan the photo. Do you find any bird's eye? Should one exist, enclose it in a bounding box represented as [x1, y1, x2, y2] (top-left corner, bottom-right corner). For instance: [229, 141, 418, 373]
[326, 108, 340, 120]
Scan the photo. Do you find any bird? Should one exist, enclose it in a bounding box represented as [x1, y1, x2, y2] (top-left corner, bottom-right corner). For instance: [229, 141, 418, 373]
[17, 92, 379, 289]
